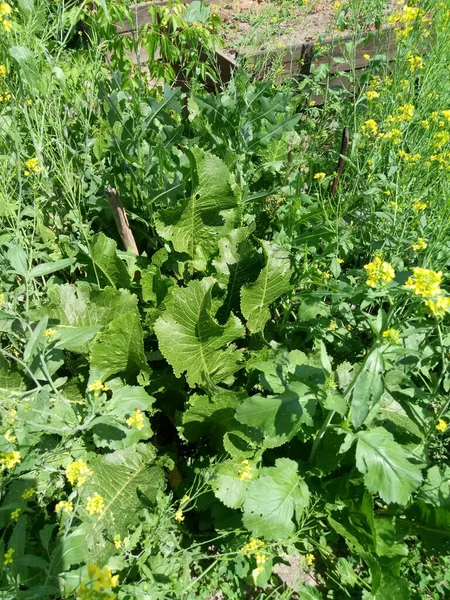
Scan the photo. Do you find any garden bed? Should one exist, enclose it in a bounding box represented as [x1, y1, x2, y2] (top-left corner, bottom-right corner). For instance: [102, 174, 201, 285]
[116, 0, 398, 85]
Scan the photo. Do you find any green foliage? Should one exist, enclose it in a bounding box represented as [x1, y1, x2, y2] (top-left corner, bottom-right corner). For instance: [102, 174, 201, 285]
[1, 0, 450, 597]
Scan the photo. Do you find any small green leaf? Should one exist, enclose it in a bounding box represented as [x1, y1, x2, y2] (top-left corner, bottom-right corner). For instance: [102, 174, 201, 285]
[7, 244, 28, 277]
[30, 257, 75, 278]
[241, 240, 292, 333]
[212, 461, 251, 509]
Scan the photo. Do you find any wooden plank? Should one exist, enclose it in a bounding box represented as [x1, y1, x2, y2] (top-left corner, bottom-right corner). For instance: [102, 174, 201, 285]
[247, 27, 397, 78]
[116, 0, 195, 34]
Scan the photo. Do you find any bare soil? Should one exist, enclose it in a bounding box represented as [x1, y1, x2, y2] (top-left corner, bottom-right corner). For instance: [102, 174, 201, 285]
[213, 0, 395, 56]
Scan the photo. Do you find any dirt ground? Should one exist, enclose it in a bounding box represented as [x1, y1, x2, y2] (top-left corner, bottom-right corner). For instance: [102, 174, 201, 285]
[213, 0, 395, 54]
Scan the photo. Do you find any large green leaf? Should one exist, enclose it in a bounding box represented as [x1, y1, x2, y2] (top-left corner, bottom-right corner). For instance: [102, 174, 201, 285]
[180, 391, 245, 449]
[154, 277, 245, 389]
[352, 427, 423, 505]
[10, 46, 40, 89]
[213, 226, 262, 323]
[87, 233, 131, 289]
[34, 283, 138, 354]
[418, 465, 450, 507]
[240, 240, 292, 333]
[243, 458, 309, 540]
[81, 444, 165, 538]
[155, 148, 239, 269]
[90, 309, 149, 381]
[235, 382, 315, 448]
[351, 348, 384, 428]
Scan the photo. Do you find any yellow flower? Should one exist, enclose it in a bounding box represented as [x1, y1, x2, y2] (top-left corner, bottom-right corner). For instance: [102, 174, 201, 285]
[364, 257, 395, 288]
[309, 100, 316, 107]
[436, 419, 448, 432]
[361, 119, 378, 136]
[328, 320, 336, 330]
[180, 494, 190, 506]
[406, 267, 442, 298]
[306, 553, 315, 566]
[55, 500, 73, 513]
[421, 119, 430, 129]
[44, 328, 57, 338]
[363, 53, 370, 60]
[241, 538, 265, 554]
[314, 172, 326, 181]
[24, 157, 44, 175]
[0, 450, 21, 470]
[0, 292, 4, 305]
[407, 54, 423, 72]
[86, 492, 105, 516]
[66, 460, 93, 487]
[366, 90, 379, 100]
[3, 548, 14, 565]
[3, 20, 12, 32]
[237, 459, 253, 480]
[88, 379, 110, 398]
[413, 200, 427, 212]
[174, 508, 185, 522]
[382, 328, 401, 345]
[22, 488, 35, 499]
[426, 296, 450, 318]
[79, 565, 119, 598]
[4, 429, 16, 443]
[10, 508, 21, 521]
[125, 408, 145, 430]
[397, 103, 414, 121]
[412, 238, 427, 251]
[0, 64, 6, 77]
[113, 534, 121, 549]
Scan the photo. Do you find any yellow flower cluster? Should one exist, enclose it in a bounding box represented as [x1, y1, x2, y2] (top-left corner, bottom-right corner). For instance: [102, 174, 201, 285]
[0, 2, 12, 32]
[432, 131, 450, 149]
[86, 492, 105, 516]
[426, 296, 450, 318]
[387, 3, 424, 40]
[22, 487, 35, 499]
[382, 328, 401, 345]
[361, 119, 378, 137]
[0, 91, 11, 102]
[366, 90, 380, 101]
[413, 200, 427, 212]
[241, 538, 267, 575]
[0, 64, 6, 77]
[174, 508, 185, 522]
[55, 500, 74, 513]
[0, 292, 4, 305]
[0, 450, 21, 470]
[314, 172, 326, 181]
[305, 553, 315, 566]
[364, 257, 395, 288]
[125, 408, 145, 430]
[412, 238, 427, 251]
[11, 508, 21, 521]
[436, 419, 448, 432]
[76, 564, 119, 600]
[66, 460, 93, 487]
[24, 157, 45, 176]
[398, 150, 421, 163]
[407, 54, 423, 72]
[3, 548, 14, 565]
[4, 429, 16, 443]
[237, 459, 253, 480]
[406, 268, 450, 318]
[113, 534, 121, 549]
[406, 268, 442, 298]
[88, 379, 109, 398]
